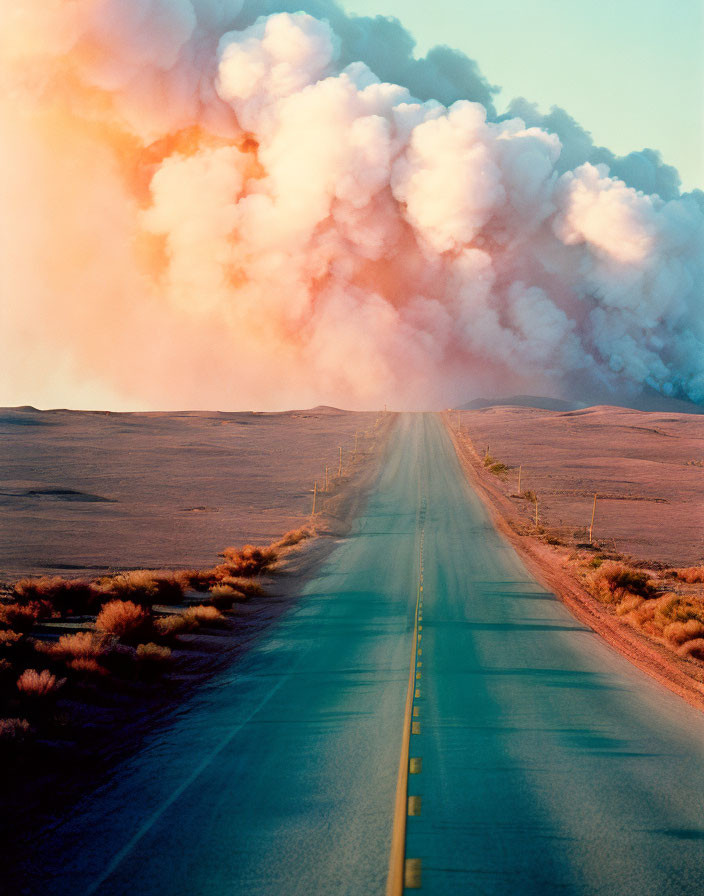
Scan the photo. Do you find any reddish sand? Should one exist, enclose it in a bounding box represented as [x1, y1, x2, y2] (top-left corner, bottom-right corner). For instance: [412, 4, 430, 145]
[455, 405, 703, 566]
[0, 406, 380, 579]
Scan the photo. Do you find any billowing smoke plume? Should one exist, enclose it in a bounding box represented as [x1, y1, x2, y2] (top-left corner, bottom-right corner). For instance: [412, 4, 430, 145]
[1, 0, 703, 409]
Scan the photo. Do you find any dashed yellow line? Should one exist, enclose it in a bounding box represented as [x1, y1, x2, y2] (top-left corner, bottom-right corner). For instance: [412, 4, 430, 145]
[387, 499, 426, 896]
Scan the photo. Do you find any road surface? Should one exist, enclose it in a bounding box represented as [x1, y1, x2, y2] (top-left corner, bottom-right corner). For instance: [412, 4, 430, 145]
[23, 414, 704, 894]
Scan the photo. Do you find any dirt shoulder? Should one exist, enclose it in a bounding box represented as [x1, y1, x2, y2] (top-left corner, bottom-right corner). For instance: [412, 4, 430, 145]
[442, 411, 704, 715]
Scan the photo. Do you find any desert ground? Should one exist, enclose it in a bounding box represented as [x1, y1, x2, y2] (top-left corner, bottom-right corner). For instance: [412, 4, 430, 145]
[454, 404, 703, 566]
[0, 406, 379, 579]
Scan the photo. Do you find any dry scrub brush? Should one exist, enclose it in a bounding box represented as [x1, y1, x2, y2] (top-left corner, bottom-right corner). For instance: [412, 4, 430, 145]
[590, 562, 655, 604]
[95, 570, 184, 605]
[12, 577, 99, 616]
[0, 602, 44, 632]
[136, 643, 172, 679]
[95, 600, 152, 642]
[0, 717, 31, 745]
[668, 566, 704, 584]
[219, 544, 277, 577]
[183, 605, 225, 627]
[275, 528, 312, 548]
[16, 668, 65, 698]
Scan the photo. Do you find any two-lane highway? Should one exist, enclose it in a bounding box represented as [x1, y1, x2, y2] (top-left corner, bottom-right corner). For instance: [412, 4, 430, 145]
[22, 414, 704, 895]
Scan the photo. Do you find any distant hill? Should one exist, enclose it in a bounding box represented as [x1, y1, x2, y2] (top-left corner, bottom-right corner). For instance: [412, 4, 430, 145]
[458, 391, 703, 415]
[458, 395, 581, 412]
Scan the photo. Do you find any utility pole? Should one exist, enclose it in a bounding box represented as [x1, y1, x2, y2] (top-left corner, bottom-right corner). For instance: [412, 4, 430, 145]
[589, 493, 597, 544]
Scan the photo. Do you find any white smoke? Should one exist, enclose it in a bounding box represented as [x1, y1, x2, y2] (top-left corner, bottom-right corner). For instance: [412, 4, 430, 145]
[1, 0, 702, 410]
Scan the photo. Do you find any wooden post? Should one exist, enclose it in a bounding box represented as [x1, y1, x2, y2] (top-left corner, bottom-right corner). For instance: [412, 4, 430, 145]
[518, 465, 522, 494]
[312, 481, 317, 516]
[534, 496, 539, 528]
[589, 493, 597, 544]
[338, 446, 342, 477]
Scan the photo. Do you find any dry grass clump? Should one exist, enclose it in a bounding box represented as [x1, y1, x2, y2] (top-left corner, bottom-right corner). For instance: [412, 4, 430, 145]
[16, 668, 66, 698]
[521, 490, 537, 503]
[175, 569, 216, 592]
[669, 566, 704, 584]
[276, 528, 312, 548]
[488, 462, 509, 477]
[154, 613, 197, 640]
[0, 602, 43, 632]
[95, 570, 184, 605]
[215, 576, 265, 597]
[591, 562, 655, 604]
[136, 642, 172, 678]
[219, 544, 277, 577]
[0, 717, 31, 743]
[0, 630, 22, 648]
[678, 639, 704, 661]
[68, 657, 108, 676]
[49, 632, 107, 661]
[95, 600, 151, 641]
[183, 605, 225, 627]
[208, 584, 246, 609]
[12, 576, 98, 616]
[663, 619, 704, 646]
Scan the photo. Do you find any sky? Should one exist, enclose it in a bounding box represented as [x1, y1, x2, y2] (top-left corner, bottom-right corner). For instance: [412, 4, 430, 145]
[344, 0, 704, 192]
[1, 0, 702, 412]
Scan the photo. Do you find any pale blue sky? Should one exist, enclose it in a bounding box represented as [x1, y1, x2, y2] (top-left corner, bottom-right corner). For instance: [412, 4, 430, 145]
[342, 0, 703, 191]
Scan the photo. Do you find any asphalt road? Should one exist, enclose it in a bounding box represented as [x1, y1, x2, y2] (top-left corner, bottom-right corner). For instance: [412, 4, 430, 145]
[24, 414, 704, 894]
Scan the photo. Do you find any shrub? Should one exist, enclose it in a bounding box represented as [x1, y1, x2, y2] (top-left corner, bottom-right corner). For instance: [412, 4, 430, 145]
[0, 630, 22, 648]
[68, 657, 108, 676]
[678, 639, 704, 661]
[12, 577, 98, 616]
[615, 595, 644, 617]
[183, 605, 225, 627]
[489, 462, 509, 477]
[50, 632, 106, 661]
[136, 643, 172, 678]
[17, 668, 65, 698]
[219, 544, 277, 577]
[208, 584, 246, 609]
[95, 571, 184, 605]
[95, 600, 151, 641]
[483, 454, 495, 467]
[155, 613, 197, 640]
[670, 567, 704, 584]
[215, 576, 265, 597]
[658, 596, 703, 624]
[0, 718, 31, 744]
[0, 602, 42, 632]
[176, 569, 216, 592]
[276, 528, 312, 548]
[663, 619, 704, 646]
[592, 562, 655, 603]
[522, 490, 537, 503]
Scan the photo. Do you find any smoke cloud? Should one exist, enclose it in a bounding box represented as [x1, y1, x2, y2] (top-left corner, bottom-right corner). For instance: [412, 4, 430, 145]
[1, 0, 702, 409]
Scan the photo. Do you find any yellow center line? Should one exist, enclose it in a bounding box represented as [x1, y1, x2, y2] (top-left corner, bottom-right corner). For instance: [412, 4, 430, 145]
[386, 500, 426, 896]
